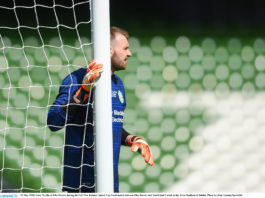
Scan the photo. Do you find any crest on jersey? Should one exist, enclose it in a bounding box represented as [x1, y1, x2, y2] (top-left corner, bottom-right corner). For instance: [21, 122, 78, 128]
[118, 90, 124, 104]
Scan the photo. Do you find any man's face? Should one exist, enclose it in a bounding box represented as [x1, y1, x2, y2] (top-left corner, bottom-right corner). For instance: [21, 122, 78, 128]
[111, 33, 132, 72]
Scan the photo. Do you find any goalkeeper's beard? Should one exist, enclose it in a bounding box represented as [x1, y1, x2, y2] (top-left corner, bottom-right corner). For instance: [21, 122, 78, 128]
[112, 57, 127, 72]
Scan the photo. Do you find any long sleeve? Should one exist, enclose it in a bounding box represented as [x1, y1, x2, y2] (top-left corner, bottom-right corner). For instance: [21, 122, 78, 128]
[47, 69, 84, 132]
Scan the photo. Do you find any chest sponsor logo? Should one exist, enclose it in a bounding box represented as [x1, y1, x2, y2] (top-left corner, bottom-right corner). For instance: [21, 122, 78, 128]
[113, 110, 124, 116]
[112, 110, 124, 123]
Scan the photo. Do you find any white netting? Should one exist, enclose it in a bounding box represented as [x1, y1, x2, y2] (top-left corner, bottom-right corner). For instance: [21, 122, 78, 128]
[0, 0, 92, 192]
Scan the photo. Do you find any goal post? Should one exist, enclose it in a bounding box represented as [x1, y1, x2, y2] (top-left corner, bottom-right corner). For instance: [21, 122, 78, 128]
[91, 0, 114, 193]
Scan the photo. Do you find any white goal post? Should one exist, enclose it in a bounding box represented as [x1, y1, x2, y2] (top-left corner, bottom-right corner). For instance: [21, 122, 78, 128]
[91, 0, 114, 193]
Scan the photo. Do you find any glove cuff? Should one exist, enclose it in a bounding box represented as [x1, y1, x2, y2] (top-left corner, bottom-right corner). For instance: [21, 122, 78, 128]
[74, 87, 90, 104]
[126, 135, 141, 146]
[63, 87, 90, 117]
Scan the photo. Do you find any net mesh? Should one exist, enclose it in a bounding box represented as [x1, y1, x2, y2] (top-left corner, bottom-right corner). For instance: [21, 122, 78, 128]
[0, 0, 92, 192]
[2, 0, 265, 194]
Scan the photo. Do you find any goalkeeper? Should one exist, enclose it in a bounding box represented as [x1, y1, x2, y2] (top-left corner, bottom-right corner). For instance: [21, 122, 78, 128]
[47, 27, 154, 193]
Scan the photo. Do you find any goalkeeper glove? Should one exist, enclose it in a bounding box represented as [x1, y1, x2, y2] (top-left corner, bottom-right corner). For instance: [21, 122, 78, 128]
[82, 59, 103, 92]
[126, 135, 154, 166]
[63, 59, 103, 116]
[73, 59, 103, 104]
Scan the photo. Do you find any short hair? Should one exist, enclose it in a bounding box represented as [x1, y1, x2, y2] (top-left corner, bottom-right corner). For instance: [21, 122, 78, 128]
[111, 26, 129, 41]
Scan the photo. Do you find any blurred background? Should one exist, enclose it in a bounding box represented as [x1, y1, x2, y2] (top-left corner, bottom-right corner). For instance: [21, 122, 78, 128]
[0, 0, 265, 193]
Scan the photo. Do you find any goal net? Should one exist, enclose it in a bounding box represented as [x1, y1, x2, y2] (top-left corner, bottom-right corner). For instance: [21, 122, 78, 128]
[0, 0, 93, 192]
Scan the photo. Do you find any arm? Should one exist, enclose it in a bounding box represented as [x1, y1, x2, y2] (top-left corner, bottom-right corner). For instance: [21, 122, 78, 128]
[121, 128, 130, 146]
[121, 128, 154, 166]
[47, 74, 80, 132]
[47, 60, 103, 132]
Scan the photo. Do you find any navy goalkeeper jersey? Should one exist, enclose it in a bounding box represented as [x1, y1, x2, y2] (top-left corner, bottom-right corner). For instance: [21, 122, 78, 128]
[47, 68, 126, 193]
